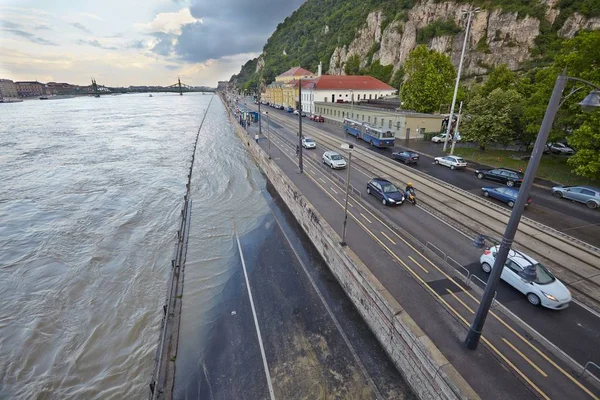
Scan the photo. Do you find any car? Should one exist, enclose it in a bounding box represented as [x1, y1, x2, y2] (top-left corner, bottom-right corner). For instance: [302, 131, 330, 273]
[366, 178, 405, 206]
[302, 137, 316, 149]
[434, 156, 467, 170]
[293, 110, 307, 117]
[322, 151, 347, 169]
[287, 107, 294, 113]
[551, 185, 600, 209]
[310, 114, 324, 122]
[475, 168, 524, 187]
[546, 142, 574, 155]
[392, 151, 419, 165]
[480, 246, 571, 309]
[431, 133, 460, 143]
[481, 187, 531, 208]
[293, 109, 299, 115]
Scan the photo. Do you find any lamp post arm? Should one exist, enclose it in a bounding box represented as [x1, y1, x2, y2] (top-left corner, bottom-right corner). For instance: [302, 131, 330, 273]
[564, 76, 600, 91]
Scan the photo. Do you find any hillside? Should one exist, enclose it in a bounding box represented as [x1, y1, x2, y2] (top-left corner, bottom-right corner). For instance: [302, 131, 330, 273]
[229, 0, 600, 90]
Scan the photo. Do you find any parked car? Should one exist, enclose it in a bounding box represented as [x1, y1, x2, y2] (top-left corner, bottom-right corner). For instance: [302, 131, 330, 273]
[482, 187, 531, 208]
[392, 151, 419, 165]
[431, 133, 460, 143]
[322, 151, 346, 169]
[367, 178, 405, 206]
[545, 142, 574, 155]
[302, 137, 316, 149]
[286, 107, 294, 113]
[309, 114, 324, 122]
[480, 246, 571, 309]
[434, 156, 467, 170]
[551, 185, 600, 209]
[293, 110, 307, 117]
[475, 168, 524, 187]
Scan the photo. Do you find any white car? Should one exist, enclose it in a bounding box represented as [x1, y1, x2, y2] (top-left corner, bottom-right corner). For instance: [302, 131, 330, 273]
[322, 151, 346, 169]
[434, 156, 467, 170]
[431, 133, 460, 143]
[546, 142, 574, 155]
[480, 246, 571, 309]
[302, 137, 316, 149]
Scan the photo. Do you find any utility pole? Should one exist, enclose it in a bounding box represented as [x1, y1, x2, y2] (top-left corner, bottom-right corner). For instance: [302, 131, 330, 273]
[298, 78, 303, 173]
[258, 84, 262, 138]
[178, 77, 183, 96]
[340, 144, 354, 246]
[443, 8, 479, 152]
[450, 101, 463, 155]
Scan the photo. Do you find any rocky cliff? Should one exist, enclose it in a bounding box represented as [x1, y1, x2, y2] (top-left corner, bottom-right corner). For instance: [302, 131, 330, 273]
[328, 0, 600, 78]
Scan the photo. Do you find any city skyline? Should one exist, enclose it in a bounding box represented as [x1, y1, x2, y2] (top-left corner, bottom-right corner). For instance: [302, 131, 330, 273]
[0, 0, 305, 87]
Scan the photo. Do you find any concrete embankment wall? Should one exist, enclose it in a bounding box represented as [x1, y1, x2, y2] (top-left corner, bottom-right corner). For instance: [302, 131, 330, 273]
[223, 97, 478, 400]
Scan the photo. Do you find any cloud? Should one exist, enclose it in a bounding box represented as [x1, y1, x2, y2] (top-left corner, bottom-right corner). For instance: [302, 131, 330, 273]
[148, 32, 177, 56]
[1, 28, 57, 46]
[127, 40, 146, 49]
[0, 21, 21, 29]
[76, 12, 103, 21]
[70, 22, 92, 33]
[77, 39, 118, 50]
[34, 24, 52, 30]
[164, 65, 179, 70]
[136, 8, 199, 35]
[152, 0, 305, 63]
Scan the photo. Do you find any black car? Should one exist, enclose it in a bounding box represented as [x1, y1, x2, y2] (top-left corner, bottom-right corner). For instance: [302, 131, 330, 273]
[475, 168, 524, 187]
[367, 178, 405, 206]
[392, 151, 419, 165]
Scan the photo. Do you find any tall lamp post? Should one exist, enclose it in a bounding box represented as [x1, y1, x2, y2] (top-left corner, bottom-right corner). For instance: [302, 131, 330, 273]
[263, 111, 271, 159]
[348, 89, 354, 118]
[450, 100, 463, 155]
[340, 143, 354, 246]
[298, 78, 303, 174]
[443, 8, 479, 152]
[465, 71, 600, 350]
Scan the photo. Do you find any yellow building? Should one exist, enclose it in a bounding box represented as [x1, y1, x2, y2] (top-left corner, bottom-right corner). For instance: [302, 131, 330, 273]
[264, 66, 315, 107]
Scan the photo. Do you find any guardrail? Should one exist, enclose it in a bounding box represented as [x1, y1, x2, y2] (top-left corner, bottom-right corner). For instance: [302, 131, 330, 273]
[581, 361, 600, 379]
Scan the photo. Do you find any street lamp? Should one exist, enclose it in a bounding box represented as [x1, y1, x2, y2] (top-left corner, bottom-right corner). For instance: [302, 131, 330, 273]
[443, 8, 479, 152]
[465, 71, 600, 350]
[340, 143, 354, 246]
[450, 100, 463, 155]
[348, 89, 354, 118]
[263, 111, 271, 159]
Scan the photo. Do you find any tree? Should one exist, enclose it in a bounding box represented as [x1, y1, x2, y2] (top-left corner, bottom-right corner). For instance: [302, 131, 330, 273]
[344, 54, 361, 75]
[461, 88, 524, 151]
[479, 64, 520, 96]
[364, 60, 394, 83]
[390, 66, 405, 91]
[567, 113, 600, 180]
[400, 45, 455, 113]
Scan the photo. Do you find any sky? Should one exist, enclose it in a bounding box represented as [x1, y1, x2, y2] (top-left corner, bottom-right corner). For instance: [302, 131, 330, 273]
[0, 0, 305, 87]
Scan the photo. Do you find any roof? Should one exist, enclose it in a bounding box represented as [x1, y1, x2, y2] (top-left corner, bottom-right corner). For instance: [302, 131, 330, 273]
[307, 75, 395, 91]
[277, 66, 315, 78]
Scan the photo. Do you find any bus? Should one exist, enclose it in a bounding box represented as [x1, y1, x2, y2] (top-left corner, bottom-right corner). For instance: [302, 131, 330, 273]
[343, 118, 395, 148]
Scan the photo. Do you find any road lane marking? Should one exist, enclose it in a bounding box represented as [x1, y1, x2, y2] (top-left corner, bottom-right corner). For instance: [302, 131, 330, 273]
[268, 211, 384, 399]
[319, 178, 326, 184]
[380, 231, 396, 245]
[502, 338, 548, 378]
[234, 230, 276, 400]
[445, 289, 474, 314]
[408, 256, 429, 274]
[330, 187, 338, 195]
[360, 213, 372, 224]
[263, 121, 588, 399]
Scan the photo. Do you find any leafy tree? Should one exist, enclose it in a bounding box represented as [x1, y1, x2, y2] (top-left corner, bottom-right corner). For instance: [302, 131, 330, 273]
[363, 60, 394, 83]
[462, 88, 524, 150]
[390, 66, 405, 90]
[400, 45, 455, 113]
[567, 112, 600, 179]
[344, 54, 361, 75]
[479, 64, 519, 96]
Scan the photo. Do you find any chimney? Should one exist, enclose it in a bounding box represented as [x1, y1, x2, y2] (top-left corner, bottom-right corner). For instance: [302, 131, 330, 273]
[317, 61, 322, 77]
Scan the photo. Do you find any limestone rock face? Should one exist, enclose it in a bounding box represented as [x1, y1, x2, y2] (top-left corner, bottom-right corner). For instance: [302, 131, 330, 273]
[558, 13, 600, 38]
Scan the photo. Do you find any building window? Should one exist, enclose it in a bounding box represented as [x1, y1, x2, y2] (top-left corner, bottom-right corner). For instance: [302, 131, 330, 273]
[332, 94, 335, 102]
[368, 116, 371, 123]
[342, 112, 345, 118]
[369, 94, 372, 100]
[389, 120, 392, 129]
[362, 114, 364, 121]
[325, 97, 328, 102]
[352, 113, 354, 118]
[374, 117, 377, 125]
[345, 93, 348, 97]
[397, 121, 401, 129]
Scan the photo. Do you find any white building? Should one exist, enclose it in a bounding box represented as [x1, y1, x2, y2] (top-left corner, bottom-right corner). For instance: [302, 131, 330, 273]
[300, 75, 396, 115]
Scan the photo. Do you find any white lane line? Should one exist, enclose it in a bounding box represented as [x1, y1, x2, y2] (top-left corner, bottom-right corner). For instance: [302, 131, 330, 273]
[360, 213, 372, 224]
[268, 210, 384, 399]
[380, 231, 396, 245]
[234, 229, 276, 400]
[330, 187, 338, 195]
[319, 177, 326, 184]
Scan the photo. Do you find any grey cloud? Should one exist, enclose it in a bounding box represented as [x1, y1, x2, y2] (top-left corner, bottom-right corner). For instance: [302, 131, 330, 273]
[70, 22, 91, 33]
[127, 40, 146, 49]
[165, 65, 180, 70]
[77, 39, 117, 50]
[34, 24, 52, 30]
[1, 28, 57, 45]
[150, 0, 305, 62]
[149, 32, 176, 56]
[0, 21, 21, 29]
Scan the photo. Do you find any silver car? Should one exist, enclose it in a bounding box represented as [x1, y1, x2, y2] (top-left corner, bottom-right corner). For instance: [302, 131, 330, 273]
[322, 151, 347, 169]
[552, 186, 600, 209]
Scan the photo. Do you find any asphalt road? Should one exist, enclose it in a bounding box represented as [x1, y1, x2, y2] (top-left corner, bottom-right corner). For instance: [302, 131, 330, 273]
[251, 103, 600, 381]
[173, 179, 413, 399]
[261, 104, 600, 248]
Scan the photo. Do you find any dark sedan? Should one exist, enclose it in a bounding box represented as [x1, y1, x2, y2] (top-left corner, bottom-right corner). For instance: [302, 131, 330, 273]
[392, 151, 419, 165]
[482, 187, 532, 208]
[367, 178, 405, 206]
[475, 168, 524, 187]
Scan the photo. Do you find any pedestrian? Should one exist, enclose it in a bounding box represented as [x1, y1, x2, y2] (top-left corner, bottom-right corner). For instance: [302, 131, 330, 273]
[255, 133, 259, 143]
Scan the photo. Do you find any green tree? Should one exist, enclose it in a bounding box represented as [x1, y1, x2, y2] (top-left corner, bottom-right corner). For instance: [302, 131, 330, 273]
[479, 64, 519, 96]
[390, 66, 405, 91]
[344, 54, 361, 75]
[364, 60, 394, 83]
[462, 88, 524, 151]
[567, 112, 600, 180]
[400, 45, 455, 113]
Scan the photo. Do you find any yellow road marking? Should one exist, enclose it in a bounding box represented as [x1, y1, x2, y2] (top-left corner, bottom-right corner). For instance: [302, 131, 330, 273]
[360, 213, 372, 224]
[502, 338, 548, 378]
[380, 231, 396, 245]
[408, 256, 429, 274]
[445, 289, 474, 314]
[266, 119, 592, 400]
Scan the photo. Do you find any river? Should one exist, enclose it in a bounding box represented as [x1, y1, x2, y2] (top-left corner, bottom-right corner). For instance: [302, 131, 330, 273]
[0, 93, 266, 399]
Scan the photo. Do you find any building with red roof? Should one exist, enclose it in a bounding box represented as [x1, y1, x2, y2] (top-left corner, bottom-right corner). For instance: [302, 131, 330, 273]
[275, 66, 315, 83]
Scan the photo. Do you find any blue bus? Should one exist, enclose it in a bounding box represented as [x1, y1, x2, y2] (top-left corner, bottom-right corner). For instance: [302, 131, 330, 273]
[343, 118, 395, 148]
